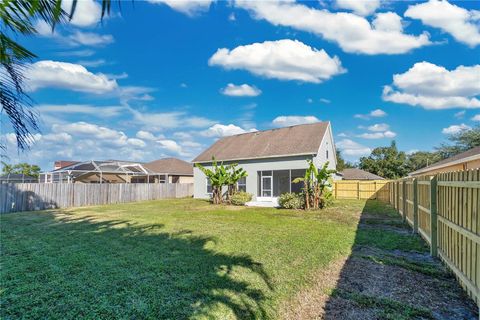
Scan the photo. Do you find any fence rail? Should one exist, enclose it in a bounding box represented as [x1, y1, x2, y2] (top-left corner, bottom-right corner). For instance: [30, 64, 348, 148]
[332, 180, 390, 201]
[0, 183, 194, 213]
[386, 170, 479, 306]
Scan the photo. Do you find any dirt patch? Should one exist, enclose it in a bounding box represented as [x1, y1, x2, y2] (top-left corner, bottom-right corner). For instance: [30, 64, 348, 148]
[280, 257, 347, 320]
[282, 203, 478, 320]
[357, 223, 411, 235]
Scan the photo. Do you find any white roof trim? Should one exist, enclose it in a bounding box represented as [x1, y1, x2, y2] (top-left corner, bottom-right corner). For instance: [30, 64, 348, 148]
[410, 153, 480, 175]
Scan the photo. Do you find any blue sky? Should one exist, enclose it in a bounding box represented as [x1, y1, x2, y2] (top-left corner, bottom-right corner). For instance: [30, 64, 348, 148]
[2, 0, 480, 170]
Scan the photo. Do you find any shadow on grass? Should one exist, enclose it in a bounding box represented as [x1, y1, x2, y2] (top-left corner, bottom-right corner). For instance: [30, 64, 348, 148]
[321, 199, 478, 320]
[1, 211, 273, 319]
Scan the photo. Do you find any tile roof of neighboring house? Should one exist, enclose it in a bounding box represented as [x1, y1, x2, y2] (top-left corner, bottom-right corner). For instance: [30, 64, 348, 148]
[144, 158, 193, 176]
[193, 122, 330, 162]
[340, 168, 385, 180]
[410, 146, 480, 176]
[54, 160, 80, 170]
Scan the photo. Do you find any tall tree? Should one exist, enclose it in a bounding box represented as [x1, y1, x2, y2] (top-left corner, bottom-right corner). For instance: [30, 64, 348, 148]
[405, 151, 443, 172]
[0, 0, 112, 152]
[436, 125, 480, 158]
[335, 150, 356, 171]
[359, 141, 408, 179]
[2, 162, 40, 177]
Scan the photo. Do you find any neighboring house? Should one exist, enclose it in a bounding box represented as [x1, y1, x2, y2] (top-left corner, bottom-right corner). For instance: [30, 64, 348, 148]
[0, 173, 38, 183]
[41, 158, 192, 184]
[340, 168, 385, 180]
[410, 146, 480, 176]
[192, 122, 337, 204]
[54, 160, 80, 170]
[144, 158, 193, 183]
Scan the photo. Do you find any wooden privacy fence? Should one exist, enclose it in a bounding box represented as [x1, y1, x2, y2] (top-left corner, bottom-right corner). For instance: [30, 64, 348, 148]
[0, 183, 194, 213]
[387, 170, 479, 306]
[332, 180, 390, 201]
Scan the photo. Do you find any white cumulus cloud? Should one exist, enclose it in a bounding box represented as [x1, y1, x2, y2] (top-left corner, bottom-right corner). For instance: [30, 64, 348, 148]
[62, 0, 102, 27]
[209, 39, 345, 83]
[201, 124, 256, 138]
[442, 124, 472, 134]
[336, 139, 371, 156]
[25, 60, 118, 94]
[405, 0, 480, 47]
[147, 0, 213, 16]
[383, 62, 480, 109]
[221, 83, 262, 97]
[368, 123, 390, 132]
[336, 0, 381, 16]
[370, 109, 387, 117]
[272, 115, 320, 127]
[235, 1, 430, 55]
[472, 114, 480, 122]
[354, 109, 387, 120]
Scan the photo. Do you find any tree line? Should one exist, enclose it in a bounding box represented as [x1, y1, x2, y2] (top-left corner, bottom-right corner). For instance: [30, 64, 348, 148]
[337, 125, 480, 179]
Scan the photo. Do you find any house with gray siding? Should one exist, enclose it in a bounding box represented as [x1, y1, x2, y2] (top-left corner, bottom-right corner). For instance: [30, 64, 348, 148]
[192, 121, 337, 205]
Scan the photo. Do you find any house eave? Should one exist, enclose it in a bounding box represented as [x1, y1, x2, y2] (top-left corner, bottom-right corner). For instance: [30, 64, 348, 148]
[409, 154, 480, 176]
[192, 152, 317, 164]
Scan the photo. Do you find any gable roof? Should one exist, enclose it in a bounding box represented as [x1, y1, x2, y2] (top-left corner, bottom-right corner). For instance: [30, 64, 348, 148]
[193, 122, 330, 163]
[144, 158, 193, 176]
[340, 168, 385, 180]
[410, 146, 480, 176]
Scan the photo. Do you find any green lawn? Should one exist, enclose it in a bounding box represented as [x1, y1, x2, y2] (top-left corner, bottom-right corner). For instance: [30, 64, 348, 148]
[0, 198, 422, 319]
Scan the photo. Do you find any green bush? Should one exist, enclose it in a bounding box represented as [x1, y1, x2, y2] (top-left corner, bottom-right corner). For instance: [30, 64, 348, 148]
[278, 192, 305, 209]
[230, 192, 253, 206]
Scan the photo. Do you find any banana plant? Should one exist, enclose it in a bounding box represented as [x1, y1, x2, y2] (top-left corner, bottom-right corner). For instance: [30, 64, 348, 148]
[226, 164, 248, 200]
[293, 160, 336, 210]
[195, 158, 230, 204]
[311, 162, 337, 209]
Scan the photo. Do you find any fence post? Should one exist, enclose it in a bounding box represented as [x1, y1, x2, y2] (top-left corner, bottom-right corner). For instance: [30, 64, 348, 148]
[413, 178, 418, 233]
[396, 181, 399, 210]
[402, 180, 407, 222]
[374, 181, 377, 200]
[357, 181, 360, 199]
[334, 182, 338, 199]
[430, 176, 438, 257]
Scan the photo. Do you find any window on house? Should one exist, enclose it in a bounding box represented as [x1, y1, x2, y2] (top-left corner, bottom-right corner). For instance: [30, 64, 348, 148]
[326, 150, 329, 159]
[159, 175, 166, 183]
[206, 178, 212, 194]
[237, 176, 246, 192]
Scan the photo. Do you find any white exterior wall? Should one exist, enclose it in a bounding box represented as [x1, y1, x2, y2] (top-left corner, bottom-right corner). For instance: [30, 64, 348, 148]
[193, 155, 314, 200]
[313, 123, 337, 171]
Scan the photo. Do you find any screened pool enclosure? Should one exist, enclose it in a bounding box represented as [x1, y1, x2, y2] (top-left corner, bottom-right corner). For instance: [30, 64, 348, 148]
[40, 160, 168, 184]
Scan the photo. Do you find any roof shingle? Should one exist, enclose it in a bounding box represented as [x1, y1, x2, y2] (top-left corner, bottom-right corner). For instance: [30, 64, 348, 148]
[144, 158, 193, 175]
[193, 122, 330, 162]
[340, 168, 385, 180]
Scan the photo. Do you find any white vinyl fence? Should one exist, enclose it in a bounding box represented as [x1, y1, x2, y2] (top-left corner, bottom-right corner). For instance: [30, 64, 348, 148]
[0, 183, 194, 213]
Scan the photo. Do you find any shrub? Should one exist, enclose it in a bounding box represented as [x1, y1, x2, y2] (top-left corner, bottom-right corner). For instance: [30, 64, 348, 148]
[230, 192, 253, 206]
[278, 192, 305, 209]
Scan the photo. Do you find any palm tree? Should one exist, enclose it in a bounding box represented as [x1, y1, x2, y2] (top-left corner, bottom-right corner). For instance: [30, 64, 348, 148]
[0, 0, 112, 152]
